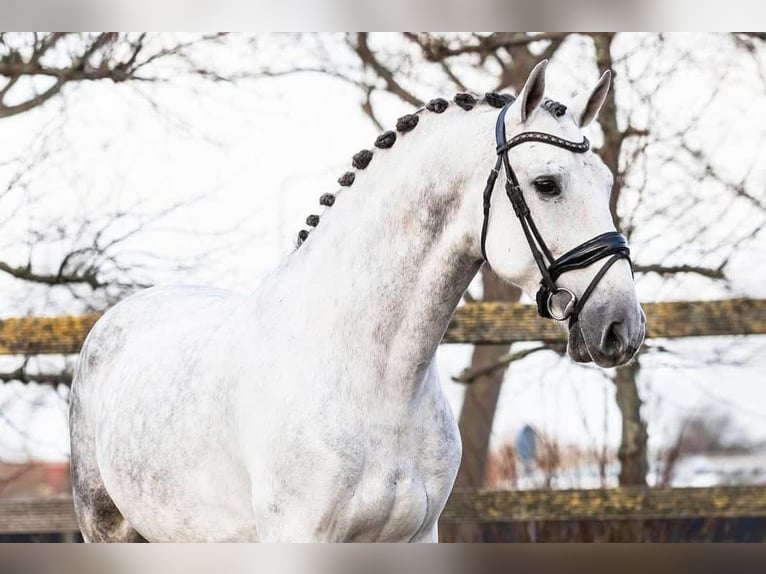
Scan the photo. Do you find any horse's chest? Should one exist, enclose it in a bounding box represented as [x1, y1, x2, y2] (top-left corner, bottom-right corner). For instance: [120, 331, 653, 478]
[342, 466, 432, 541]
[327, 407, 460, 541]
[243, 372, 461, 541]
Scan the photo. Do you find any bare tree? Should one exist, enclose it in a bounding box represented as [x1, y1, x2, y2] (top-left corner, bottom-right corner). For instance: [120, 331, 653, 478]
[0, 33, 258, 311]
[0, 33, 263, 389]
[0, 33, 249, 118]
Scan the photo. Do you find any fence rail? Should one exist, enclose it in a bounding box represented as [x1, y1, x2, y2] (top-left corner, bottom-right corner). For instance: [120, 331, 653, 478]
[1, 298, 765, 355]
[0, 496, 79, 534]
[3, 486, 766, 535]
[441, 485, 766, 522]
[444, 297, 766, 344]
[0, 314, 98, 355]
[2, 298, 765, 538]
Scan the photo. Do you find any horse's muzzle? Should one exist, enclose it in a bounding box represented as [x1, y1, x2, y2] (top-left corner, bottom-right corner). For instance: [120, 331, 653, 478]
[567, 306, 645, 367]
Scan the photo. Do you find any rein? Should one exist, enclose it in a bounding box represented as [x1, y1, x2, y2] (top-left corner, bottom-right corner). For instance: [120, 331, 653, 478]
[480, 102, 632, 326]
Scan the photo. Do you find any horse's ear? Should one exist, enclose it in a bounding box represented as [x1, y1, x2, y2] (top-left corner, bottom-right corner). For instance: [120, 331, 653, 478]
[571, 70, 611, 127]
[517, 60, 548, 124]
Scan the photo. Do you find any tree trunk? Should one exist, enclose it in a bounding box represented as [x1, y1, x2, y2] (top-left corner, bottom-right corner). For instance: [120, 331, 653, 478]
[592, 33, 623, 229]
[592, 32, 650, 487]
[443, 268, 521, 542]
[455, 268, 521, 488]
[615, 358, 648, 486]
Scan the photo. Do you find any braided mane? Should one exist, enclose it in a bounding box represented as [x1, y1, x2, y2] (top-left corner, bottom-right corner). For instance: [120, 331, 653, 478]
[295, 92, 568, 248]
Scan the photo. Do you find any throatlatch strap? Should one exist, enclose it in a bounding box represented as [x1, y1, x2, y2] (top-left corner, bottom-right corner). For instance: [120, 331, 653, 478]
[479, 155, 504, 262]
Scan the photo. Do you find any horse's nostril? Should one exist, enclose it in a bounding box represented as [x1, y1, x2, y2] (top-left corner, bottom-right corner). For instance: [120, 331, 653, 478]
[602, 321, 628, 357]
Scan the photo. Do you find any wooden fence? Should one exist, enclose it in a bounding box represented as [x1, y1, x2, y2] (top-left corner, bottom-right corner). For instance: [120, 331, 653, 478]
[1, 298, 765, 355]
[3, 485, 766, 537]
[1, 298, 765, 540]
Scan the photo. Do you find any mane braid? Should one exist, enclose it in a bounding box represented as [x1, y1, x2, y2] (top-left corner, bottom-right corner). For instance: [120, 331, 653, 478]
[541, 98, 567, 117]
[294, 91, 515, 248]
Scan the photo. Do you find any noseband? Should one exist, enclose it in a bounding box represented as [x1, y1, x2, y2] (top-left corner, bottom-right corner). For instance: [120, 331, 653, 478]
[480, 102, 632, 326]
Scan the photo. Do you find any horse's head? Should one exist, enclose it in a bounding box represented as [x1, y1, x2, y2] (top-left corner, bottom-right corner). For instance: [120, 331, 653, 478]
[482, 61, 645, 367]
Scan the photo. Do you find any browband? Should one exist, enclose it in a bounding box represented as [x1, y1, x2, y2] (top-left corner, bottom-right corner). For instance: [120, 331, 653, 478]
[497, 131, 590, 155]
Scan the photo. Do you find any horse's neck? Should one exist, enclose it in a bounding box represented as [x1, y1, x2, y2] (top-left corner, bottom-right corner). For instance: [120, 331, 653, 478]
[274, 108, 491, 391]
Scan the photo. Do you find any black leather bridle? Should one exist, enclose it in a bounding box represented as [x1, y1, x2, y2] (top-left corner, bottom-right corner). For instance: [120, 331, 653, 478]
[480, 102, 632, 326]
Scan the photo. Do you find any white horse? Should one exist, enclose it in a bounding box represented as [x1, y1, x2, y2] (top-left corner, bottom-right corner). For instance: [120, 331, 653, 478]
[69, 61, 644, 542]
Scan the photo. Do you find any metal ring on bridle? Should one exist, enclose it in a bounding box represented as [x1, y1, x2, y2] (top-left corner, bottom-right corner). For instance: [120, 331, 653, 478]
[547, 287, 576, 321]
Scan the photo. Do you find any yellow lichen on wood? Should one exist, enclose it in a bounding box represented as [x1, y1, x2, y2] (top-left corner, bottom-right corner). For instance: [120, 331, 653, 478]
[3, 485, 766, 534]
[0, 299, 765, 355]
[442, 485, 766, 521]
[443, 298, 766, 344]
[0, 313, 101, 356]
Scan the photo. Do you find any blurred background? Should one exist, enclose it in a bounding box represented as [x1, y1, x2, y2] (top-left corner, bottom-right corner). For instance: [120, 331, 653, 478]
[0, 32, 765, 541]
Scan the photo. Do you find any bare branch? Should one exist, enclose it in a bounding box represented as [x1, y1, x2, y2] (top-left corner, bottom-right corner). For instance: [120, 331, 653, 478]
[406, 32, 570, 62]
[0, 77, 65, 118]
[0, 364, 72, 386]
[679, 141, 766, 212]
[351, 33, 423, 108]
[452, 344, 564, 384]
[0, 261, 101, 288]
[634, 264, 726, 280]
[0, 33, 249, 119]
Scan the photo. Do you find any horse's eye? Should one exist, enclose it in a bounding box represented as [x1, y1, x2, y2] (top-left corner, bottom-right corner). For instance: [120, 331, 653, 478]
[533, 177, 561, 197]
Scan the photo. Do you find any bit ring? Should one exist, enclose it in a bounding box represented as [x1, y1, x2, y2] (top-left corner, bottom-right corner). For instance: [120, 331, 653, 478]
[547, 287, 576, 321]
